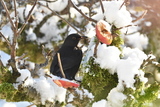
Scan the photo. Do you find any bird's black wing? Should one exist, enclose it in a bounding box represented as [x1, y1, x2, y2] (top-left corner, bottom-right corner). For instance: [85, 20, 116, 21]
[50, 49, 82, 79]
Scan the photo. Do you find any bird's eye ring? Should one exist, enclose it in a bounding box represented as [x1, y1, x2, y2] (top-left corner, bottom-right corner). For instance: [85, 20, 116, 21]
[72, 37, 76, 40]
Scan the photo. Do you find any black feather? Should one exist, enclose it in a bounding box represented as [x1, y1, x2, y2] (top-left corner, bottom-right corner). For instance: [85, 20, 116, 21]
[50, 33, 83, 80]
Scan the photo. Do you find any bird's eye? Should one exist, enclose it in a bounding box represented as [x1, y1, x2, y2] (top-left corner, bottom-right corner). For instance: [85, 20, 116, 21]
[72, 37, 76, 40]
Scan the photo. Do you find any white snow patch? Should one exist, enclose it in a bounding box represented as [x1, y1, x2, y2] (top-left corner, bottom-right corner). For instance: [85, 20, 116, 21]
[95, 44, 121, 74]
[92, 99, 108, 107]
[0, 51, 10, 66]
[125, 33, 148, 50]
[92, 1, 132, 28]
[107, 88, 127, 107]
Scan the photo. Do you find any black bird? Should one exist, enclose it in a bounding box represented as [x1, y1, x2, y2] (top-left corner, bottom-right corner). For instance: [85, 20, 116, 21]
[50, 33, 87, 80]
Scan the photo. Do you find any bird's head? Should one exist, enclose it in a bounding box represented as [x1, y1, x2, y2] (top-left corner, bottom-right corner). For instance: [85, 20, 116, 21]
[63, 33, 87, 47]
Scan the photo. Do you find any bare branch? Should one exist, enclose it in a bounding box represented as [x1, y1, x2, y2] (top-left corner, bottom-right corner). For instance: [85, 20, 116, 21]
[34, 45, 50, 71]
[0, 32, 12, 49]
[27, 104, 35, 107]
[139, 54, 160, 70]
[132, 10, 147, 23]
[38, 2, 85, 36]
[57, 53, 66, 78]
[44, 0, 58, 2]
[31, 45, 51, 77]
[140, 55, 152, 69]
[45, 74, 52, 78]
[13, 0, 18, 29]
[0, 0, 16, 31]
[115, 24, 137, 30]
[69, 0, 97, 23]
[18, 0, 38, 35]
[119, 0, 130, 10]
[99, 0, 104, 14]
[94, 39, 99, 58]
[15, 53, 27, 61]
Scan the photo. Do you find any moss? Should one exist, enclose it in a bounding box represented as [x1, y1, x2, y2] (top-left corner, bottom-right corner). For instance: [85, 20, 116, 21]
[110, 25, 124, 50]
[0, 82, 32, 102]
[0, 70, 13, 83]
[82, 57, 118, 102]
[57, 20, 67, 29]
[0, 67, 33, 102]
[0, 83, 16, 101]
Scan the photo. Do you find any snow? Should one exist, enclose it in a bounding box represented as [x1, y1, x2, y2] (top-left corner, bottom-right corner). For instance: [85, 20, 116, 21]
[107, 88, 127, 107]
[125, 32, 148, 50]
[0, 100, 36, 107]
[76, 88, 94, 99]
[47, 0, 68, 12]
[92, 99, 108, 107]
[0, 51, 10, 66]
[26, 28, 37, 41]
[14, 69, 67, 105]
[94, 45, 148, 89]
[38, 0, 68, 14]
[0, 0, 157, 106]
[83, 39, 148, 106]
[70, 6, 89, 23]
[0, 51, 67, 105]
[10, 5, 37, 23]
[39, 16, 64, 43]
[92, 1, 133, 28]
[95, 44, 121, 74]
[0, 24, 13, 43]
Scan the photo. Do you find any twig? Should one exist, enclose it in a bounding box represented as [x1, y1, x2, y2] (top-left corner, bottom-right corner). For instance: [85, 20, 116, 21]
[38, 2, 85, 36]
[18, 0, 38, 35]
[94, 40, 99, 58]
[115, 24, 136, 30]
[69, 0, 97, 23]
[132, 10, 147, 23]
[140, 55, 157, 69]
[140, 56, 151, 69]
[15, 53, 27, 61]
[32, 46, 51, 77]
[0, 59, 5, 73]
[0, 0, 16, 31]
[99, 0, 104, 14]
[27, 104, 35, 107]
[44, 0, 58, 2]
[119, 0, 129, 10]
[57, 53, 66, 78]
[0, 32, 12, 49]
[45, 74, 52, 78]
[13, 0, 18, 29]
[35, 45, 50, 70]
